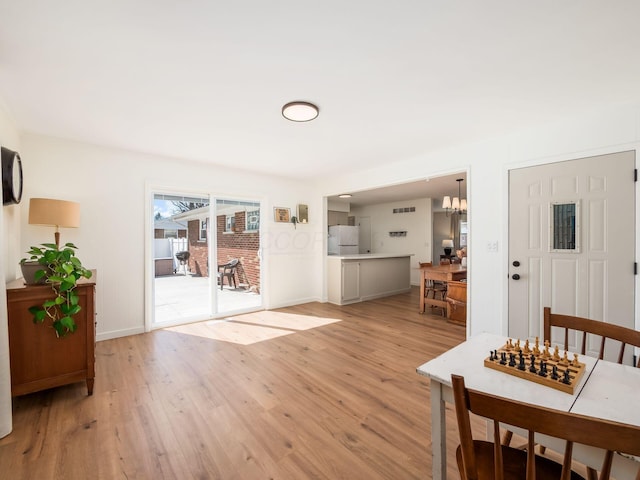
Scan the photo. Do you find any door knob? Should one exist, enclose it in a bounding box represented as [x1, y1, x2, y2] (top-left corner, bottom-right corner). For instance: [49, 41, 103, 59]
[512, 274, 520, 280]
[512, 261, 520, 267]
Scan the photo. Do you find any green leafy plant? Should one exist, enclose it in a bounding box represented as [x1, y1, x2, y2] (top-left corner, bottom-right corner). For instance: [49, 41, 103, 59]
[21, 242, 92, 338]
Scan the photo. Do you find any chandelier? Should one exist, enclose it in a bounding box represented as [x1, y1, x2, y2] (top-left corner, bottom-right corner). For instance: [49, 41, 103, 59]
[442, 178, 467, 216]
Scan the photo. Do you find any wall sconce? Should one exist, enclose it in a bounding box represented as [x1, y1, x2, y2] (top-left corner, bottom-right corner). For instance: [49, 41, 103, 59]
[297, 204, 308, 223]
[28, 198, 80, 247]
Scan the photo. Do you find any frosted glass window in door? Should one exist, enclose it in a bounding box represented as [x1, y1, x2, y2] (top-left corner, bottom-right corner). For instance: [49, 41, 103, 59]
[550, 201, 580, 253]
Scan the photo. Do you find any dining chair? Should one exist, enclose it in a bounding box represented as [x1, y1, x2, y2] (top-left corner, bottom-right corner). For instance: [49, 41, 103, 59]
[452, 374, 640, 480]
[419, 262, 446, 316]
[543, 307, 640, 367]
[503, 308, 640, 479]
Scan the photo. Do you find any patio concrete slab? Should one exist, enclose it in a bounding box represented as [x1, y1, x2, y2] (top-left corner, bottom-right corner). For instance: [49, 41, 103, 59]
[154, 273, 261, 324]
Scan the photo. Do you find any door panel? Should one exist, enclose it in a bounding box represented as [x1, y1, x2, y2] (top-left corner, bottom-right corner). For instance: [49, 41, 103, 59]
[509, 151, 635, 362]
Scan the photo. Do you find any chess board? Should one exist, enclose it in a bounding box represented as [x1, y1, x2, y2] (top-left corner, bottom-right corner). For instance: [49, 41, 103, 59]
[483, 339, 586, 394]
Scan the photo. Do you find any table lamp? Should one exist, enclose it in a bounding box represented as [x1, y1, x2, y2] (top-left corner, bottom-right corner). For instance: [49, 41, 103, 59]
[442, 239, 454, 256]
[28, 198, 80, 248]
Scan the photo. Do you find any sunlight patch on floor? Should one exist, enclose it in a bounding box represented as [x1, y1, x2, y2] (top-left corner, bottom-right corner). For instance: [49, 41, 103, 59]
[163, 311, 341, 345]
[164, 321, 293, 345]
[225, 310, 341, 331]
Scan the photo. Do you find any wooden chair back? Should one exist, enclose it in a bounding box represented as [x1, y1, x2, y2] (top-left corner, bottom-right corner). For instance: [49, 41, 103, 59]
[452, 374, 640, 480]
[543, 307, 640, 367]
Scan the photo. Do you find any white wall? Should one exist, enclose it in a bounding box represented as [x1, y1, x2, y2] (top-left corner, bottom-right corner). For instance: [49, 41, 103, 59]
[350, 197, 432, 285]
[18, 134, 325, 340]
[319, 103, 640, 337]
[0, 98, 20, 438]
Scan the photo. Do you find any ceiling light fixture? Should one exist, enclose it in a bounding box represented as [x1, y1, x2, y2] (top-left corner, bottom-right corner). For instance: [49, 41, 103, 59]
[442, 178, 467, 217]
[282, 101, 319, 122]
[338, 194, 352, 199]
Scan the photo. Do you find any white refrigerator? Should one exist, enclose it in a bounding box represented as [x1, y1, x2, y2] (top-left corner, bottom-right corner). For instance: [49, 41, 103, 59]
[328, 225, 359, 255]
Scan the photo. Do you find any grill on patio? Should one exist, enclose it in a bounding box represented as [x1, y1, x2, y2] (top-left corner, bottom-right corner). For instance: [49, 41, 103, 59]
[175, 251, 190, 274]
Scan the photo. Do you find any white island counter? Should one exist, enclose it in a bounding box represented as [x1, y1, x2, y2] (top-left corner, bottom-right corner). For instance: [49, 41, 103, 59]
[327, 253, 412, 305]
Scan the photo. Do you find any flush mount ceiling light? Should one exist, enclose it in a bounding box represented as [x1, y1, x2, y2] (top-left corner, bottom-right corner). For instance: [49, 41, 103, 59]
[338, 194, 352, 199]
[282, 101, 319, 122]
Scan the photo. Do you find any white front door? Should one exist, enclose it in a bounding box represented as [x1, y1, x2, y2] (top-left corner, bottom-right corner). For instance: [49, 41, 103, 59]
[508, 151, 635, 360]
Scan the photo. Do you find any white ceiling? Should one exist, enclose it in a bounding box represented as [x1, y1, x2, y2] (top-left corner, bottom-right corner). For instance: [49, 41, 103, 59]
[1, 1, 640, 191]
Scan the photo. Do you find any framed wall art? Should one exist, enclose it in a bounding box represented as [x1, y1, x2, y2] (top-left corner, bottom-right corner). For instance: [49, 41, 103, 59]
[274, 207, 291, 223]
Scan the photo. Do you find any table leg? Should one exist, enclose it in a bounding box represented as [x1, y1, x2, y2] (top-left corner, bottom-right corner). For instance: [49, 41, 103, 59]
[430, 378, 447, 480]
[420, 274, 426, 313]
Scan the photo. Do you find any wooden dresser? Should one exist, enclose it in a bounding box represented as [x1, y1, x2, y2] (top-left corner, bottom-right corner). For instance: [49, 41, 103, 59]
[6, 272, 96, 396]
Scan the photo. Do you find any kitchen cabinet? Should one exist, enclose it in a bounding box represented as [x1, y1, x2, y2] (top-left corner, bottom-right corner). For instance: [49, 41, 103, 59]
[327, 254, 411, 305]
[341, 261, 360, 302]
[6, 273, 96, 396]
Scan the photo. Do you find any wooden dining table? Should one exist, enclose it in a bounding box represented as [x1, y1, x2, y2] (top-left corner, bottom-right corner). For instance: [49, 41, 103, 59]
[419, 264, 467, 313]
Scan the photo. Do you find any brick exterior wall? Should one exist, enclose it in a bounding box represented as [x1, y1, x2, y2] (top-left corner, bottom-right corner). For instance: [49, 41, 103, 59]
[184, 213, 260, 292]
[187, 220, 209, 277]
[217, 212, 261, 292]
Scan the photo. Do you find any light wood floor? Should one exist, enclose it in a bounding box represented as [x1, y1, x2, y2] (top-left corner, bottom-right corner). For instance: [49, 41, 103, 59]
[0, 287, 474, 479]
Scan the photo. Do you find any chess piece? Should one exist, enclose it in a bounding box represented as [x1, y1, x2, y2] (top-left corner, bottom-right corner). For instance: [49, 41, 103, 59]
[506, 338, 513, 351]
[518, 353, 526, 371]
[500, 352, 507, 365]
[489, 350, 495, 361]
[561, 351, 569, 366]
[538, 360, 547, 377]
[551, 365, 559, 380]
[572, 353, 580, 367]
[533, 337, 540, 356]
[515, 339, 521, 351]
[543, 340, 550, 359]
[562, 369, 571, 385]
[529, 355, 537, 373]
[523, 339, 530, 354]
[553, 345, 560, 361]
[509, 352, 516, 367]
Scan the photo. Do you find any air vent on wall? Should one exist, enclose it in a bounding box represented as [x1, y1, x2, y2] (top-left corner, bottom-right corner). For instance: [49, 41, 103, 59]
[392, 206, 415, 214]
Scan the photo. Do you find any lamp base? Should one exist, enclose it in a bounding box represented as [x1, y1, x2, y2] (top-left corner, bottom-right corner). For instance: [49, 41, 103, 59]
[444, 248, 452, 256]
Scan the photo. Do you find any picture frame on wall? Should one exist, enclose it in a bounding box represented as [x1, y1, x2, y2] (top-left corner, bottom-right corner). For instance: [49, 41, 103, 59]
[274, 207, 291, 223]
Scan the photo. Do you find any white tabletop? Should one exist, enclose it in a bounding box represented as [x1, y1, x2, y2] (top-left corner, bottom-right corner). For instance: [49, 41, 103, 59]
[570, 359, 640, 427]
[417, 332, 597, 412]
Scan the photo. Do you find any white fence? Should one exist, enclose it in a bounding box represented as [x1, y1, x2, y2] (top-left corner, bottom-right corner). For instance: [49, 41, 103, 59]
[154, 238, 188, 275]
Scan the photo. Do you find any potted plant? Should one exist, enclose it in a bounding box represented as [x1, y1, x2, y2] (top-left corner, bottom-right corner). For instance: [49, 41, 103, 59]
[20, 242, 92, 337]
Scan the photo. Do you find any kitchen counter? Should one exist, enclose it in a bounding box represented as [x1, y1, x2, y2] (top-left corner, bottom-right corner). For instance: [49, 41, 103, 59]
[327, 254, 412, 305]
[327, 253, 414, 260]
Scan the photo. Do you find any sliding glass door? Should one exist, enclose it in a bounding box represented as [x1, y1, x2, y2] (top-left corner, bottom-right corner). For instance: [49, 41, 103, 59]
[150, 190, 262, 329]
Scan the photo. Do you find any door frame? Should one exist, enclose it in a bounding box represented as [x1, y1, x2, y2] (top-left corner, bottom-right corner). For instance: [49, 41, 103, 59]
[502, 145, 640, 337]
[144, 183, 265, 332]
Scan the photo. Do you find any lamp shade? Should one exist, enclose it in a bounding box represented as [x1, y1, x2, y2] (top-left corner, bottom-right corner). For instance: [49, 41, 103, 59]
[442, 196, 452, 209]
[28, 198, 80, 228]
[442, 239, 454, 248]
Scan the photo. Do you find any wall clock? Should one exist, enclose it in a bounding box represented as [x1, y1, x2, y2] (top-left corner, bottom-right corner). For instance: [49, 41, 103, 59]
[1, 146, 23, 205]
